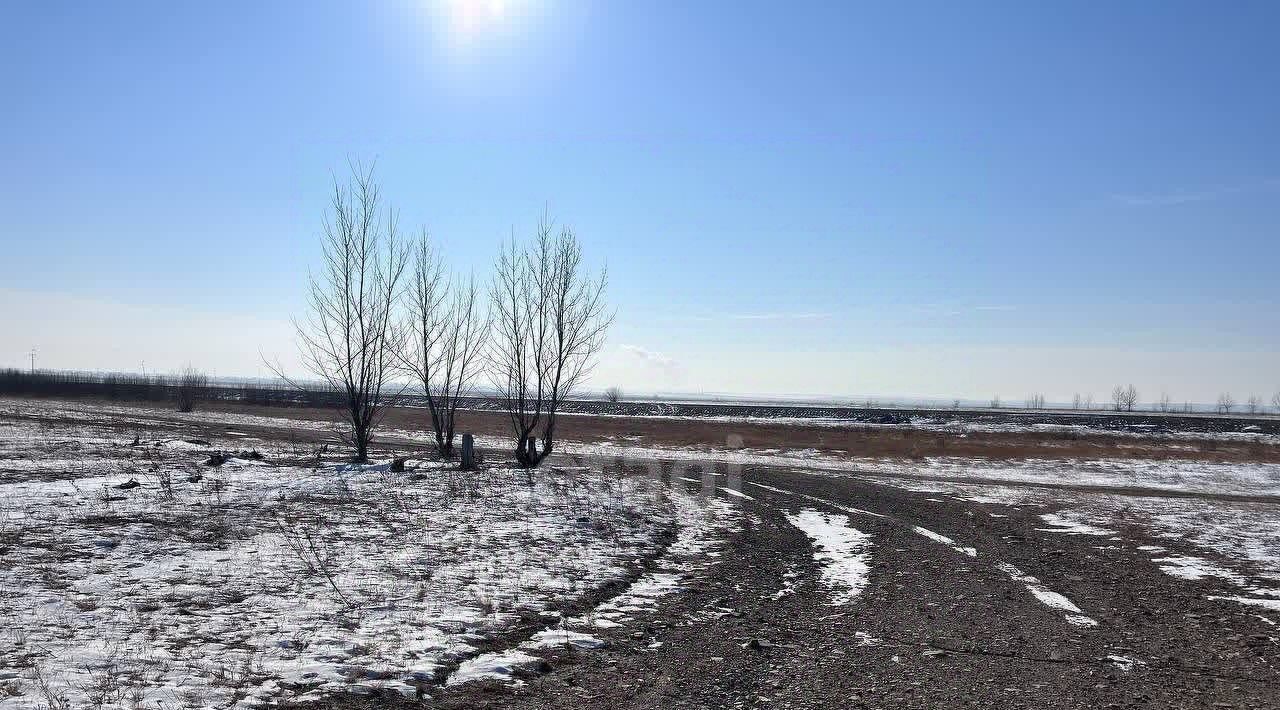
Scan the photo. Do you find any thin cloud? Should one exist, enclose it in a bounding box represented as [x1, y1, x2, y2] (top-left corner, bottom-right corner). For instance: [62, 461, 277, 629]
[619, 344, 678, 371]
[911, 304, 1016, 317]
[1112, 178, 1280, 207]
[681, 312, 834, 322]
[729, 312, 833, 321]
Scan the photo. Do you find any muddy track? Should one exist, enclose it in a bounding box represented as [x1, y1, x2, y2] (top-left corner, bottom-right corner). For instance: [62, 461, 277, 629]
[428, 462, 1280, 710]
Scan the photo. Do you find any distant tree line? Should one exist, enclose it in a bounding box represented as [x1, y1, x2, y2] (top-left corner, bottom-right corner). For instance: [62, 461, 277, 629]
[0, 368, 359, 409]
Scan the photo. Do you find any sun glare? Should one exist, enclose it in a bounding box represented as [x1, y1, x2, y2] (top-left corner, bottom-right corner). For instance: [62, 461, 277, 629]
[445, 0, 508, 34]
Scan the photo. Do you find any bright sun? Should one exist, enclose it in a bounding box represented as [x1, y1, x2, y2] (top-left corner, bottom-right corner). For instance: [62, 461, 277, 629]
[446, 0, 508, 33]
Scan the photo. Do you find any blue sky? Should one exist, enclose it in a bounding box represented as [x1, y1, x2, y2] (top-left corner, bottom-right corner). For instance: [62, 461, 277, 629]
[3, 1, 1278, 403]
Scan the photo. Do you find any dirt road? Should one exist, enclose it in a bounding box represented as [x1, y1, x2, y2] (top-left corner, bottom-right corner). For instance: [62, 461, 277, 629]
[431, 459, 1280, 710]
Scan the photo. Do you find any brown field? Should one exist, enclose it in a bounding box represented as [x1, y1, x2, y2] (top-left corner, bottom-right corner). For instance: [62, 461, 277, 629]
[62, 397, 1280, 465]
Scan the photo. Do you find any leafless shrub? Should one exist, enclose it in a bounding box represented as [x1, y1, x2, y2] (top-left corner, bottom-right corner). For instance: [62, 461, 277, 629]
[26, 661, 71, 710]
[488, 214, 612, 469]
[275, 517, 352, 607]
[604, 386, 622, 403]
[174, 366, 208, 413]
[81, 661, 128, 710]
[272, 163, 409, 462]
[398, 231, 488, 457]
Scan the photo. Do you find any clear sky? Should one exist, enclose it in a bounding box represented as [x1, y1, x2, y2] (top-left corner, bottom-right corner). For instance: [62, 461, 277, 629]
[3, 1, 1278, 404]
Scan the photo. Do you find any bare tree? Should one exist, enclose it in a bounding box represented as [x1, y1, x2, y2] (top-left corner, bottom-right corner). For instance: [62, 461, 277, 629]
[1111, 385, 1125, 412]
[488, 216, 612, 469]
[174, 366, 208, 413]
[276, 164, 409, 462]
[1274, 391, 1280, 414]
[398, 231, 488, 457]
[1157, 392, 1171, 413]
[1124, 384, 1138, 412]
[604, 386, 622, 403]
[1246, 395, 1262, 415]
[1084, 393, 1094, 411]
[1025, 394, 1045, 409]
[1071, 393, 1082, 410]
[1217, 392, 1235, 415]
[989, 395, 1001, 409]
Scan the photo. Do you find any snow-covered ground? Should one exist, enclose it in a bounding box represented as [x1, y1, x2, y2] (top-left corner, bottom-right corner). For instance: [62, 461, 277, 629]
[0, 413, 738, 707]
[3, 395, 1279, 700]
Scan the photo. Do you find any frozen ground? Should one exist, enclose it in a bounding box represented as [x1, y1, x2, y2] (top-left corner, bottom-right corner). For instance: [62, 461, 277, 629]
[2, 396, 1278, 708]
[0, 412, 737, 708]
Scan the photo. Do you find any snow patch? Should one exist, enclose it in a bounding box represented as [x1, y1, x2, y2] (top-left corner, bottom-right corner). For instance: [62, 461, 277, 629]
[912, 525, 977, 557]
[994, 562, 1097, 627]
[785, 509, 872, 604]
[1037, 513, 1116, 536]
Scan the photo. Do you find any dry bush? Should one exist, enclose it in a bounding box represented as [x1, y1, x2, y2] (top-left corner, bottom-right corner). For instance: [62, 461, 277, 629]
[175, 366, 209, 413]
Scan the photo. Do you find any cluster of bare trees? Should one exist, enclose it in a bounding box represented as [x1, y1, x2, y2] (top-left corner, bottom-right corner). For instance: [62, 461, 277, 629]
[1111, 384, 1139, 412]
[1024, 394, 1045, 409]
[1051, 388, 1280, 416]
[280, 165, 611, 467]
